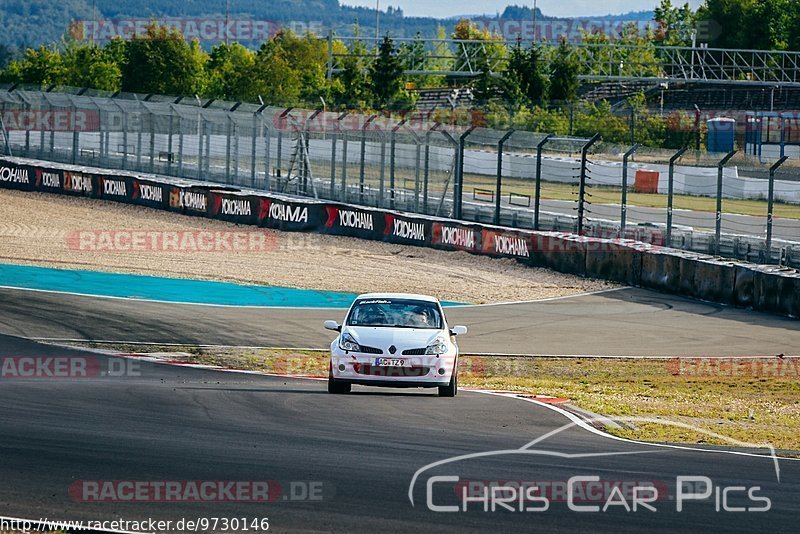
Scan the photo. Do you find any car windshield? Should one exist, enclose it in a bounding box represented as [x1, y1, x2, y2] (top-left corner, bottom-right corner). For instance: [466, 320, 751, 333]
[347, 298, 443, 329]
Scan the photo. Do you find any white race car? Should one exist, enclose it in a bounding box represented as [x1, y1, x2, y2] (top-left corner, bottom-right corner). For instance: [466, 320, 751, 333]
[324, 293, 467, 397]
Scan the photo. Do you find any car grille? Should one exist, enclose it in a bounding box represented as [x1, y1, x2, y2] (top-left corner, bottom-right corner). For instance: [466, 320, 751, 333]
[401, 348, 427, 356]
[358, 345, 383, 355]
[353, 364, 431, 377]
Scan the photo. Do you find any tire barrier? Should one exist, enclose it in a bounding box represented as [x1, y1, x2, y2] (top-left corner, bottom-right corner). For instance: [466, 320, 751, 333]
[583, 238, 643, 285]
[693, 259, 737, 305]
[531, 233, 586, 276]
[753, 267, 800, 318]
[639, 249, 683, 294]
[1, 155, 798, 318]
[732, 263, 757, 309]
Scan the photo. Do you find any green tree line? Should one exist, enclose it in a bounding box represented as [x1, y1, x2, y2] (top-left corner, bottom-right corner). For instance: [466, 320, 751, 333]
[0, 17, 715, 149]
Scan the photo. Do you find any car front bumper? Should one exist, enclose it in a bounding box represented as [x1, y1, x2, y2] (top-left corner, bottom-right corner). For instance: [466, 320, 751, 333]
[330, 345, 456, 387]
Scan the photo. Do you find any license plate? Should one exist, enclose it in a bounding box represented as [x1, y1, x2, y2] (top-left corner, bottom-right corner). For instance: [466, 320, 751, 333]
[374, 358, 410, 367]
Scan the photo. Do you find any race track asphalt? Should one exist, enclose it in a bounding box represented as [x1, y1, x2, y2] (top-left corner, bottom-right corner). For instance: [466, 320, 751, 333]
[0, 333, 798, 532]
[0, 286, 798, 356]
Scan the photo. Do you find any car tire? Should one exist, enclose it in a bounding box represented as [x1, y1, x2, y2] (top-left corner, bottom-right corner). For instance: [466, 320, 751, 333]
[328, 375, 351, 394]
[438, 371, 457, 397]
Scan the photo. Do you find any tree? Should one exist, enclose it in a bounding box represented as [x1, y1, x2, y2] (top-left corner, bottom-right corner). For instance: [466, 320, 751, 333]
[368, 36, 404, 109]
[333, 36, 372, 109]
[120, 22, 206, 96]
[205, 43, 257, 101]
[504, 40, 549, 107]
[271, 31, 331, 103]
[654, 0, 699, 47]
[61, 41, 122, 91]
[250, 40, 302, 105]
[549, 39, 580, 103]
[398, 32, 428, 88]
[452, 19, 506, 104]
[2, 45, 66, 85]
[696, 0, 758, 49]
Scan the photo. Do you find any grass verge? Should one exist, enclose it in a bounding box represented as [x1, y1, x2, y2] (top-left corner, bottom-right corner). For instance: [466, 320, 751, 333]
[71, 343, 800, 453]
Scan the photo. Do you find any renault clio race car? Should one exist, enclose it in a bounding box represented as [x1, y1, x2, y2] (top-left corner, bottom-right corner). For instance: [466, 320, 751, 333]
[324, 294, 467, 397]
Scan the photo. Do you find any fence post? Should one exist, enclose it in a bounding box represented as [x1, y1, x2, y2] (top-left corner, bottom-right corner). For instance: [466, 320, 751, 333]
[251, 111, 260, 188]
[534, 134, 553, 231]
[436, 126, 459, 218]
[338, 113, 349, 201]
[620, 143, 640, 237]
[0, 102, 10, 155]
[167, 113, 174, 175]
[455, 126, 476, 220]
[302, 110, 321, 196]
[197, 116, 204, 180]
[225, 115, 233, 184]
[390, 119, 408, 210]
[666, 146, 688, 247]
[330, 113, 344, 199]
[136, 107, 143, 170]
[148, 110, 155, 173]
[264, 118, 271, 191]
[715, 150, 738, 256]
[204, 119, 211, 177]
[276, 108, 292, 177]
[359, 114, 378, 204]
[176, 110, 184, 177]
[24, 101, 31, 155]
[494, 129, 514, 226]
[378, 124, 387, 208]
[629, 105, 636, 146]
[766, 156, 788, 262]
[38, 95, 46, 159]
[577, 134, 601, 236]
[423, 126, 435, 214]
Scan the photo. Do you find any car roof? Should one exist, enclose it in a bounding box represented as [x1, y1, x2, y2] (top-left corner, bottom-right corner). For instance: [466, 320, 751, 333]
[355, 293, 439, 303]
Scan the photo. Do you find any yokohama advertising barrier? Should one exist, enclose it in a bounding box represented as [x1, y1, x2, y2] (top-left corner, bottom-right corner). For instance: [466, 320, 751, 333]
[0, 155, 798, 318]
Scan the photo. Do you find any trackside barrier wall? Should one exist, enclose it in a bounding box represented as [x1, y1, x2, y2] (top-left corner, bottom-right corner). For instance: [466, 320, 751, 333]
[0, 156, 798, 319]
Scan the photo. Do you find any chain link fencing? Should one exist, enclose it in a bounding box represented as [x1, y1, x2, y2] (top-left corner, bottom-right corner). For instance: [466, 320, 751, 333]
[0, 84, 797, 268]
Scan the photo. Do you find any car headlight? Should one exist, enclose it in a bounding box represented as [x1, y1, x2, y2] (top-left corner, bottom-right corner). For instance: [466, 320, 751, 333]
[425, 336, 449, 355]
[338, 332, 361, 352]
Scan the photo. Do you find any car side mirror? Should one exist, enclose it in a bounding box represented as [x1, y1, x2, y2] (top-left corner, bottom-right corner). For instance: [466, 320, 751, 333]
[324, 320, 341, 332]
[450, 325, 468, 336]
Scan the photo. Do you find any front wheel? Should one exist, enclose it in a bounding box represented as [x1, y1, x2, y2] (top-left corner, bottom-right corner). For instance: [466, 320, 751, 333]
[438, 371, 457, 397]
[328, 375, 351, 394]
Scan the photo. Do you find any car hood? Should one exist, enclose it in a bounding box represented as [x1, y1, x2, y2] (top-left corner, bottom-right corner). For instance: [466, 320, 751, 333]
[344, 326, 444, 350]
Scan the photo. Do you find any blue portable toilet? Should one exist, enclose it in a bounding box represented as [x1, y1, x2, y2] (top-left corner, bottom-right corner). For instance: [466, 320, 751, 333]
[707, 117, 736, 153]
